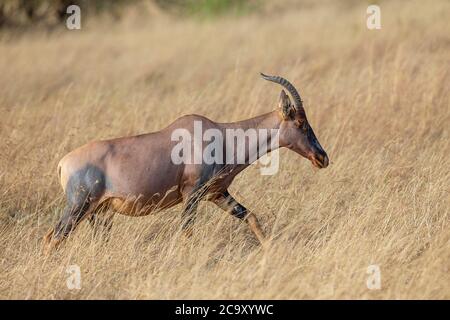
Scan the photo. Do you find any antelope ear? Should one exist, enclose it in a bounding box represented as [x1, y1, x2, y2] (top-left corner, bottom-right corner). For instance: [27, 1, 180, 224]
[278, 90, 295, 120]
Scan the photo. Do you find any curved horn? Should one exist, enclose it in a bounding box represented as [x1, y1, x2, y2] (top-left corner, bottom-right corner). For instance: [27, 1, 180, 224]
[260, 72, 303, 110]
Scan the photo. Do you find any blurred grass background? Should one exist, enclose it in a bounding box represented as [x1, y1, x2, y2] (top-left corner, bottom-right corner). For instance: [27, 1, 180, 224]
[0, 0, 260, 28]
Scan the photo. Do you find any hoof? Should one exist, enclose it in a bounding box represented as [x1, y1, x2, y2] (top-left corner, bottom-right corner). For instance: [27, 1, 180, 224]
[42, 229, 61, 255]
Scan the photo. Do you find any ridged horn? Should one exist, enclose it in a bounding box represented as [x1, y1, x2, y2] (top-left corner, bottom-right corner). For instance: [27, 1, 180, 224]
[260, 72, 303, 111]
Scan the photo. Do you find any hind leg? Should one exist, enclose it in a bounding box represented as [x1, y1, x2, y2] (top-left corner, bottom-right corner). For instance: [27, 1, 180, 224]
[43, 198, 96, 254]
[88, 203, 115, 240]
[43, 165, 106, 254]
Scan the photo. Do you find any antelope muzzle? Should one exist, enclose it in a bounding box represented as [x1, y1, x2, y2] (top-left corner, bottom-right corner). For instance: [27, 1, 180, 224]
[310, 150, 329, 169]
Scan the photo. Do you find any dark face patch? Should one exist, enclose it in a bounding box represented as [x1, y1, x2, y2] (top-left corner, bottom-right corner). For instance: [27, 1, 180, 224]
[281, 116, 329, 168]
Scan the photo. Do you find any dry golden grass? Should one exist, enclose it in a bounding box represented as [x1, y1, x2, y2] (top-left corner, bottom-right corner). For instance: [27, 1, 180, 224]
[0, 0, 449, 299]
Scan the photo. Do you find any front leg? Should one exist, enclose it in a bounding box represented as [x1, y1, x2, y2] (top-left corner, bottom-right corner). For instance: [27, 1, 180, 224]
[181, 186, 203, 238]
[181, 196, 198, 237]
[211, 191, 267, 247]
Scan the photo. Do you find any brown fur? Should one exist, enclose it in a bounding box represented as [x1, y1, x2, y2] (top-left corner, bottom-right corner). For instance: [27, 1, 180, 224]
[43, 78, 328, 253]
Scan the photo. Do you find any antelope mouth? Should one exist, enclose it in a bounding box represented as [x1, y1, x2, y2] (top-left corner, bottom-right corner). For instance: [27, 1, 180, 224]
[310, 155, 329, 169]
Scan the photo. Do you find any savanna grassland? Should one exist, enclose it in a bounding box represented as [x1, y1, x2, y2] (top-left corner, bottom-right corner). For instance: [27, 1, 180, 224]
[0, 0, 449, 299]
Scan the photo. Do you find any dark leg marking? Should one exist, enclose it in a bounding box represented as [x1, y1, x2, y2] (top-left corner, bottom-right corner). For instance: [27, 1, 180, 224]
[211, 190, 267, 246]
[181, 195, 199, 233]
[180, 162, 226, 233]
[53, 202, 90, 239]
[65, 164, 106, 206]
[214, 190, 248, 219]
[46, 165, 107, 250]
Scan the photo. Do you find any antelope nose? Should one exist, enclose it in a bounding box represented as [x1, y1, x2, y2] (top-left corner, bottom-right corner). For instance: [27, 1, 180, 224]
[317, 152, 329, 168]
[322, 154, 329, 168]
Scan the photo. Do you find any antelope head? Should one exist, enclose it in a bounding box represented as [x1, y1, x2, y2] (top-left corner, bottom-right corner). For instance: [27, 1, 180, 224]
[261, 73, 329, 169]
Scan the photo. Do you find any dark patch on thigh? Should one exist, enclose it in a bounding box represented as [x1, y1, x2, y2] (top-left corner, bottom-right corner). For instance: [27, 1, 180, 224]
[65, 164, 108, 206]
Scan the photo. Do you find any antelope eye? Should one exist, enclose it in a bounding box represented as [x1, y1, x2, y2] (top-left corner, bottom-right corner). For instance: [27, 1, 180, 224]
[303, 122, 308, 132]
[294, 119, 306, 130]
[294, 119, 308, 132]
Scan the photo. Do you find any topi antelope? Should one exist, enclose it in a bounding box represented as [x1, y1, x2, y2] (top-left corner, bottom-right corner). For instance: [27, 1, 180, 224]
[43, 73, 329, 253]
